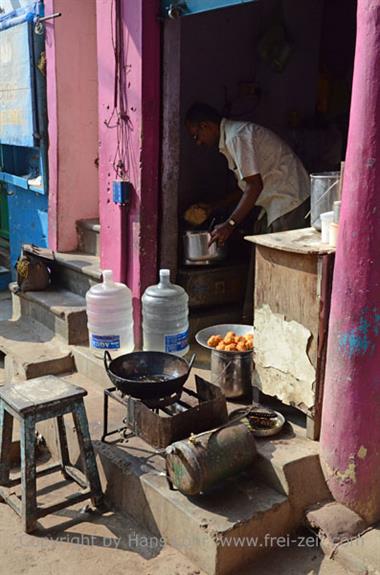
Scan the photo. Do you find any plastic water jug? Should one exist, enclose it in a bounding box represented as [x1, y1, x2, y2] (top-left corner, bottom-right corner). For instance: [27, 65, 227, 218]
[142, 269, 189, 356]
[86, 269, 134, 357]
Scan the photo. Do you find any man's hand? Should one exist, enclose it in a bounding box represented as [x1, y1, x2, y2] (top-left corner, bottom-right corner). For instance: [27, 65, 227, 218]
[209, 221, 234, 246]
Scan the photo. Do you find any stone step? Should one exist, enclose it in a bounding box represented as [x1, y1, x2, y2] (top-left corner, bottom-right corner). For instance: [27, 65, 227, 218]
[39, 374, 293, 575]
[10, 282, 88, 345]
[38, 371, 332, 575]
[306, 501, 374, 575]
[254, 429, 332, 524]
[97, 442, 293, 575]
[76, 218, 100, 256]
[71, 344, 113, 388]
[0, 317, 74, 381]
[71, 347, 331, 525]
[320, 526, 380, 575]
[52, 251, 102, 298]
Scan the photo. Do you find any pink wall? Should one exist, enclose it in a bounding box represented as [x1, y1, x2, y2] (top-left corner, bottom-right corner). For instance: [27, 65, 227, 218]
[320, 0, 380, 523]
[96, 0, 160, 344]
[46, 0, 99, 252]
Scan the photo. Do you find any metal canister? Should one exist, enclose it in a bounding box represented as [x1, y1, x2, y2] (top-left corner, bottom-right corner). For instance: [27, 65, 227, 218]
[165, 418, 257, 495]
[211, 349, 253, 398]
[183, 230, 227, 264]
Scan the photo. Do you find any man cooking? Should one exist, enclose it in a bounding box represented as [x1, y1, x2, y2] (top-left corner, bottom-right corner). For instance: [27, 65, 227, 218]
[185, 102, 310, 246]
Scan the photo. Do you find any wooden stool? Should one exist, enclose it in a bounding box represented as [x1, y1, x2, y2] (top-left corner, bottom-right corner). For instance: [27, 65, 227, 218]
[0, 376, 103, 533]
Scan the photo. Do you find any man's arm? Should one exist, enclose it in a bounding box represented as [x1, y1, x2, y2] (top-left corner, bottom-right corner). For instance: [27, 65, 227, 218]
[209, 174, 263, 246]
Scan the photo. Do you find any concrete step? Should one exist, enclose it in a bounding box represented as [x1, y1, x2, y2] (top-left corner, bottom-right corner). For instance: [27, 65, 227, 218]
[71, 344, 113, 388]
[10, 282, 88, 345]
[320, 525, 380, 575]
[0, 317, 74, 381]
[53, 251, 102, 298]
[37, 371, 332, 575]
[76, 218, 100, 256]
[96, 442, 293, 575]
[71, 348, 331, 525]
[306, 501, 376, 575]
[254, 430, 332, 524]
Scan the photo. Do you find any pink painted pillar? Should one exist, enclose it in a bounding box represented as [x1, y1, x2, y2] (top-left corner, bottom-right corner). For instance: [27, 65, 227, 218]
[96, 0, 160, 345]
[46, 0, 99, 252]
[320, 0, 380, 523]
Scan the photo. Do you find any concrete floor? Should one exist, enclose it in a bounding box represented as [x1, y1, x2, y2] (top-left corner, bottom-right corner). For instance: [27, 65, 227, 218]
[0, 497, 350, 575]
[0, 474, 351, 575]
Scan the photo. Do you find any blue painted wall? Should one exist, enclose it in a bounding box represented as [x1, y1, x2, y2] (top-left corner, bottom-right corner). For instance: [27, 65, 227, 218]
[0, 13, 48, 279]
[7, 184, 48, 275]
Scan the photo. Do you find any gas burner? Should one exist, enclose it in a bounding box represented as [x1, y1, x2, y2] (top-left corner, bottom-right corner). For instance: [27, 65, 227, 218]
[101, 376, 229, 449]
[142, 391, 183, 409]
[116, 388, 182, 409]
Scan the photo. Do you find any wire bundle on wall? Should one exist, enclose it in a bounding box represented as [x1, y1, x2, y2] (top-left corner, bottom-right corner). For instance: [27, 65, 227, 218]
[104, 0, 137, 185]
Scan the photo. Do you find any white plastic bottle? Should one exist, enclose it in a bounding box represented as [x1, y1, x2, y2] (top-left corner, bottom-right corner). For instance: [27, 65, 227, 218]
[86, 269, 134, 357]
[142, 269, 189, 356]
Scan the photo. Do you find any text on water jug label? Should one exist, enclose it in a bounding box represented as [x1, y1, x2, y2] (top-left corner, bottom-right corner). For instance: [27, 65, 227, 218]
[91, 334, 120, 350]
[165, 330, 189, 353]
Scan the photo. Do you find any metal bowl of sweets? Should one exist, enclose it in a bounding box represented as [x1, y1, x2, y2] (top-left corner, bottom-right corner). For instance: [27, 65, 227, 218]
[195, 324, 254, 398]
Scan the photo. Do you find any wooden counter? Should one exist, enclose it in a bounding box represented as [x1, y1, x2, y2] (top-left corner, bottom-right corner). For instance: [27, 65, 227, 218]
[245, 228, 336, 440]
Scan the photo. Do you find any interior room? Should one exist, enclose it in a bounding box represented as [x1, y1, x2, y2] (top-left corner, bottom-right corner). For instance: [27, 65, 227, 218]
[160, 0, 357, 333]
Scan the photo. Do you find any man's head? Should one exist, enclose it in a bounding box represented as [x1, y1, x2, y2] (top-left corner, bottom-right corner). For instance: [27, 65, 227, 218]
[185, 103, 222, 147]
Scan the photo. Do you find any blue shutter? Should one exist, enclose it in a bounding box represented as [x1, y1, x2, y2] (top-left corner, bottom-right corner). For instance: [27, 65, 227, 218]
[0, 22, 37, 147]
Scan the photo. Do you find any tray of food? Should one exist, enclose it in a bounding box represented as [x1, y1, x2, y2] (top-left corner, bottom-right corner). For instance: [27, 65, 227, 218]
[195, 324, 254, 353]
[229, 407, 285, 437]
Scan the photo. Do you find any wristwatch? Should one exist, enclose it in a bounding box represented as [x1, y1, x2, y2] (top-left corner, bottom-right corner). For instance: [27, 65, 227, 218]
[227, 218, 237, 228]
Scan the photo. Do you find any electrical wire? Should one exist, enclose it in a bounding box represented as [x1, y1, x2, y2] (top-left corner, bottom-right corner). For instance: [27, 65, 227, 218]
[104, 0, 137, 184]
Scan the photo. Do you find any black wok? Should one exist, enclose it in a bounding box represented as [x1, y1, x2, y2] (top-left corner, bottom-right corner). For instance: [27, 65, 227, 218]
[104, 350, 195, 400]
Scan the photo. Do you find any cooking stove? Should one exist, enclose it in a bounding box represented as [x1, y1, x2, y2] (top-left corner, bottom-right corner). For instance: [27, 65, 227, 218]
[101, 375, 228, 449]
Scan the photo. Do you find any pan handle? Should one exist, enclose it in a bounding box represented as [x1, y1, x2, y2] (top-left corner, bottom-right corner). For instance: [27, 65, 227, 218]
[187, 353, 196, 372]
[104, 350, 112, 372]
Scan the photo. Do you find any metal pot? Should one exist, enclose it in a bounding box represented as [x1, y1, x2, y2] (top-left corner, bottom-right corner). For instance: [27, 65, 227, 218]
[310, 171, 340, 231]
[211, 349, 253, 399]
[183, 230, 226, 264]
[195, 324, 254, 399]
[104, 351, 195, 400]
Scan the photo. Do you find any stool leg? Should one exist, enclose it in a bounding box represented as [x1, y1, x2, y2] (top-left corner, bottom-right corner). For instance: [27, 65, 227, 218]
[56, 415, 71, 477]
[20, 416, 37, 533]
[0, 401, 14, 487]
[72, 401, 102, 506]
